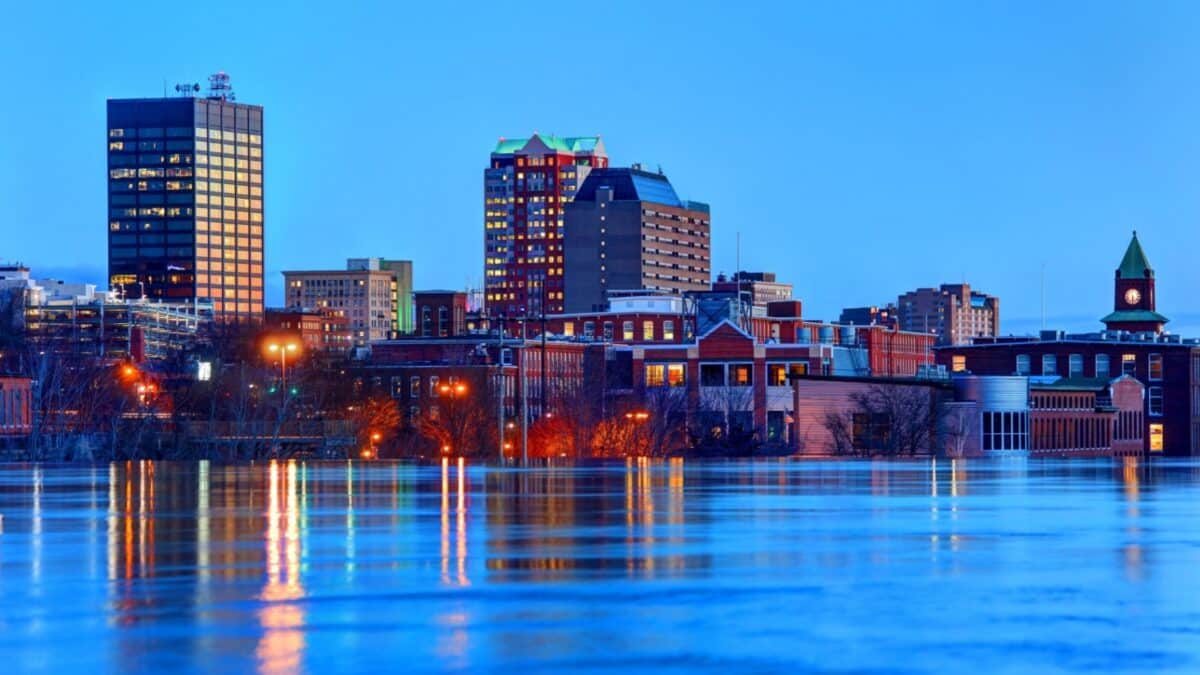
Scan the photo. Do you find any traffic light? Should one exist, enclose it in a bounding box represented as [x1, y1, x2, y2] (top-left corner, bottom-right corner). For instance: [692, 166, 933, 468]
[289, 387, 298, 396]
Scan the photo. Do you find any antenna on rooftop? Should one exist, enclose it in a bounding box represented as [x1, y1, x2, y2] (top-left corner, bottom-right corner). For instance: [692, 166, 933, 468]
[207, 71, 235, 101]
[174, 82, 201, 97]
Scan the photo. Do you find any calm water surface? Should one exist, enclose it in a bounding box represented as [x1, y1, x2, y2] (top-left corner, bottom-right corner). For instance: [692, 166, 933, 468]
[0, 458, 1198, 673]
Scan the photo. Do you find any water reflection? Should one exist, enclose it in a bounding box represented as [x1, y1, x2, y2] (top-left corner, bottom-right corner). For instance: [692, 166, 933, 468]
[1, 458, 1199, 671]
[256, 460, 306, 674]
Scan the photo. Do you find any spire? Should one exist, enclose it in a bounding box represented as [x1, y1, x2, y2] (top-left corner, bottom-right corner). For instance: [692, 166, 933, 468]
[1117, 230, 1152, 279]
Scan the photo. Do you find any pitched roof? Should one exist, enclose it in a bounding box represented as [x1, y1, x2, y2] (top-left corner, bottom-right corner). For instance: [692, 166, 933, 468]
[573, 167, 683, 207]
[1101, 309, 1170, 325]
[1117, 232, 1153, 279]
[492, 134, 603, 155]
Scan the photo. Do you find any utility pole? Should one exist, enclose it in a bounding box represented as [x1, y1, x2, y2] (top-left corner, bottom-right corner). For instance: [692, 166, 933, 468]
[540, 280, 548, 422]
[521, 313, 528, 465]
[497, 313, 507, 463]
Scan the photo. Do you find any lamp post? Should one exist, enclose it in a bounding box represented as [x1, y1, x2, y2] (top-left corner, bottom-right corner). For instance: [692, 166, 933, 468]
[439, 381, 469, 455]
[265, 340, 300, 392]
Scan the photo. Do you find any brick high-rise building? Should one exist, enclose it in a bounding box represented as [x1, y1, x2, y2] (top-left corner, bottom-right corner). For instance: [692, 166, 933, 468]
[563, 166, 711, 313]
[484, 134, 608, 318]
[107, 73, 264, 322]
[897, 283, 999, 345]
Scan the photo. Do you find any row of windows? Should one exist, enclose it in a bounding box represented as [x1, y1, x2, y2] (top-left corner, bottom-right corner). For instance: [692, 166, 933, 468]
[109, 128, 261, 144]
[1013, 353, 1163, 380]
[983, 411, 1028, 451]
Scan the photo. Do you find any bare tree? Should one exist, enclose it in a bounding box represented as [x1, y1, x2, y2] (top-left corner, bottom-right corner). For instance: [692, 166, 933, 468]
[941, 402, 977, 458]
[822, 384, 945, 457]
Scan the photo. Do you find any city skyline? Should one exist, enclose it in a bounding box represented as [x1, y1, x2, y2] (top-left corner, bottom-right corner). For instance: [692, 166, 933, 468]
[4, 2, 1200, 334]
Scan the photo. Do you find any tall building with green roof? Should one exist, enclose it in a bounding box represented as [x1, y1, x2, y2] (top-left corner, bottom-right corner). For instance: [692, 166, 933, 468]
[484, 133, 607, 318]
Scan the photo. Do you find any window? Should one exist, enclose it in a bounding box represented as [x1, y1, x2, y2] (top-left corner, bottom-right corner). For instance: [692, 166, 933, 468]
[768, 363, 788, 386]
[645, 364, 666, 387]
[667, 364, 686, 387]
[729, 363, 753, 386]
[622, 321, 634, 341]
[982, 411, 1028, 451]
[663, 320, 675, 341]
[1149, 386, 1163, 416]
[643, 320, 655, 341]
[584, 321, 595, 337]
[410, 376, 420, 398]
[1016, 354, 1030, 375]
[951, 355, 966, 373]
[1096, 354, 1110, 379]
[1042, 354, 1057, 376]
[603, 321, 613, 341]
[1122, 354, 1136, 376]
[562, 322, 574, 337]
[700, 364, 725, 386]
[1150, 423, 1164, 452]
[1149, 353, 1163, 381]
[1069, 354, 1083, 377]
[430, 376, 440, 397]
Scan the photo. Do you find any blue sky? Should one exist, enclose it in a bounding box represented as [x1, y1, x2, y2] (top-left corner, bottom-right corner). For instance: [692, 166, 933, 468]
[3, 1, 1200, 334]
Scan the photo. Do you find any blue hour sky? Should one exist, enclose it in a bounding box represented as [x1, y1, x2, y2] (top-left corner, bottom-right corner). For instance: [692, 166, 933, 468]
[3, 1, 1200, 334]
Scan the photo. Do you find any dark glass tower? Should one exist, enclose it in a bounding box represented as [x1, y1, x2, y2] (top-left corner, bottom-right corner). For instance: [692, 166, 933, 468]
[107, 77, 264, 321]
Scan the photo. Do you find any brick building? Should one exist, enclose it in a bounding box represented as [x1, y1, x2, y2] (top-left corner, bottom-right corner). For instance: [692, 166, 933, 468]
[937, 234, 1200, 456]
[711, 271, 793, 309]
[0, 377, 33, 438]
[414, 290, 468, 337]
[484, 134, 608, 317]
[282, 263, 397, 345]
[898, 283, 1000, 345]
[1029, 376, 1145, 457]
[264, 307, 351, 357]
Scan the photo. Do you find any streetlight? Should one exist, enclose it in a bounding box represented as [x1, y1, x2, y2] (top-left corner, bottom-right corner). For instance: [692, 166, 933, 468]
[264, 340, 301, 393]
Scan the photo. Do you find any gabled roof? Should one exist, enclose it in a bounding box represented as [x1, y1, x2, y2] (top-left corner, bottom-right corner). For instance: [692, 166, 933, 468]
[1117, 231, 1153, 279]
[697, 318, 754, 341]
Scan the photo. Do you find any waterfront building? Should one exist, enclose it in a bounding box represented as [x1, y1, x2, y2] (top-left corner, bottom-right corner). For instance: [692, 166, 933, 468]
[936, 233, 1200, 456]
[1029, 376, 1145, 457]
[282, 261, 399, 345]
[107, 73, 264, 322]
[0, 377, 33, 438]
[563, 166, 711, 313]
[897, 283, 999, 345]
[484, 134, 608, 318]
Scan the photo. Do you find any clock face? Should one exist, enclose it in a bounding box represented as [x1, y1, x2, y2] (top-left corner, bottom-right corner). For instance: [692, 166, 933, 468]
[1125, 288, 1142, 305]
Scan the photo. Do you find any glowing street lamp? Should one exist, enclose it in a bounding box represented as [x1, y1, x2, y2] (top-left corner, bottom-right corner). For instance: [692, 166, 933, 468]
[264, 340, 301, 393]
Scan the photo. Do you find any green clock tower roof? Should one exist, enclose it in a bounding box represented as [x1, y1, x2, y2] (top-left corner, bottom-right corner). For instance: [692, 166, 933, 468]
[1117, 231, 1152, 279]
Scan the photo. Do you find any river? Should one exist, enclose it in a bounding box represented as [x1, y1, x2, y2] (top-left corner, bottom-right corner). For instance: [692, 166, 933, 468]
[0, 458, 1197, 672]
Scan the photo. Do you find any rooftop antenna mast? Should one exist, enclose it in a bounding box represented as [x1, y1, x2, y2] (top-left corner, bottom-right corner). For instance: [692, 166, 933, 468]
[207, 71, 235, 102]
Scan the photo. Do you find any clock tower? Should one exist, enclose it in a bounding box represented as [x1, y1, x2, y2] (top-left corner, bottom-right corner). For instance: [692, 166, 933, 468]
[1101, 231, 1168, 333]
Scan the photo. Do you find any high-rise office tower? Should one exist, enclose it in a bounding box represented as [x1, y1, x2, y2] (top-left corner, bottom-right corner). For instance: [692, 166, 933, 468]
[563, 166, 711, 313]
[107, 72, 264, 322]
[484, 133, 607, 318]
